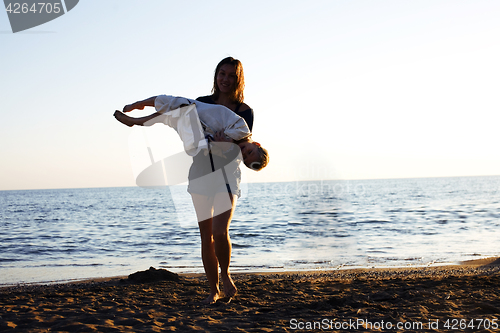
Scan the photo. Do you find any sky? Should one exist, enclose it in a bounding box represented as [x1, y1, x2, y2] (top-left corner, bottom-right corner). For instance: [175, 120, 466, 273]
[1, 0, 500, 191]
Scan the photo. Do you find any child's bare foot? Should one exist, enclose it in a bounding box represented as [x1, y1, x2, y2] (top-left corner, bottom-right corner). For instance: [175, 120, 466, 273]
[114, 110, 135, 127]
[222, 274, 237, 298]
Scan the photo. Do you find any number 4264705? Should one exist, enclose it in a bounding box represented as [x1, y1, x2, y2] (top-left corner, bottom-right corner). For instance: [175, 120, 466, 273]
[444, 319, 498, 330]
[5, 3, 62, 14]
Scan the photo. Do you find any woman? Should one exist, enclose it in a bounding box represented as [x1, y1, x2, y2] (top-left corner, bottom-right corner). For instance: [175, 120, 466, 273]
[115, 57, 261, 304]
[192, 57, 254, 304]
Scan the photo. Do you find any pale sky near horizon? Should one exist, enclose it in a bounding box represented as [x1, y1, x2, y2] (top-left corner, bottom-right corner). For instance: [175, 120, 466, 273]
[1, 0, 500, 191]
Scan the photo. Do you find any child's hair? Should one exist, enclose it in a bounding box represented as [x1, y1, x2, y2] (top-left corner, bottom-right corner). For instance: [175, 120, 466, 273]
[244, 143, 269, 171]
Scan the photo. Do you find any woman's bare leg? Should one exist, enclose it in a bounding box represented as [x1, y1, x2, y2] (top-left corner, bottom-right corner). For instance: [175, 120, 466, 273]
[191, 194, 220, 304]
[212, 192, 238, 298]
[198, 218, 221, 304]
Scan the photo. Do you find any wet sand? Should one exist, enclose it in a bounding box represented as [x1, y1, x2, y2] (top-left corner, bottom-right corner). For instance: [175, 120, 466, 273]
[1, 258, 499, 332]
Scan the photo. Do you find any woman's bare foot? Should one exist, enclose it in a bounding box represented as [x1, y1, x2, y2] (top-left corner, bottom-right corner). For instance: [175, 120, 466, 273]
[221, 274, 237, 298]
[113, 110, 136, 127]
[202, 290, 221, 305]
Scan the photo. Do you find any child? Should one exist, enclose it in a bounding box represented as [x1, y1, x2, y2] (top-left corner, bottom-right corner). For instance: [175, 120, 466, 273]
[114, 95, 268, 171]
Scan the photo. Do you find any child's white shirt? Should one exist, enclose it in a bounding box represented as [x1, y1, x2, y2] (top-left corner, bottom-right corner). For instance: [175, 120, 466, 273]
[153, 95, 250, 156]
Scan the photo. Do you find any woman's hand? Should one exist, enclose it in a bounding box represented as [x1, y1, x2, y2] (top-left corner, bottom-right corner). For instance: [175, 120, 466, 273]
[213, 131, 231, 142]
[210, 131, 234, 157]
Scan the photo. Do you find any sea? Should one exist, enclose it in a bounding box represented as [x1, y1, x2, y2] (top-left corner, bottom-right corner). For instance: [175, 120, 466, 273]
[1, 176, 499, 286]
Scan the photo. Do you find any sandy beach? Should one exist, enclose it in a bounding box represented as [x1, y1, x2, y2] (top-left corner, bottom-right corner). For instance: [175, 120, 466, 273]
[1, 258, 499, 332]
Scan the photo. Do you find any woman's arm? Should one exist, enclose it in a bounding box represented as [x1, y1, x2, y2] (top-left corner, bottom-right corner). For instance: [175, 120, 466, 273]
[123, 96, 157, 113]
[208, 131, 238, 158]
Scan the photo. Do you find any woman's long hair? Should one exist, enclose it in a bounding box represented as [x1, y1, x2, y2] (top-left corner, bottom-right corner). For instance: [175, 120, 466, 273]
[212, 57, 245, 104]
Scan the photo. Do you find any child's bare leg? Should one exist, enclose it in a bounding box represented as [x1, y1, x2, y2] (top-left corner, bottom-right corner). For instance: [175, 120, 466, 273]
[114, 110, 165, 127]
[114, 111, 136, 127]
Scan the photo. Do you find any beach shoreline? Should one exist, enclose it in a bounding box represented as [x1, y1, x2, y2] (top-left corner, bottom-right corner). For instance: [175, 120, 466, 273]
[1, 258, 499, 332]
[2, 256, 498, 288]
